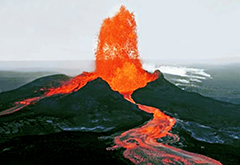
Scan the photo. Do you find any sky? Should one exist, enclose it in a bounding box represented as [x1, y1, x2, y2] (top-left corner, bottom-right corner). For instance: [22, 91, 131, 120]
[0, 0, 240, 63]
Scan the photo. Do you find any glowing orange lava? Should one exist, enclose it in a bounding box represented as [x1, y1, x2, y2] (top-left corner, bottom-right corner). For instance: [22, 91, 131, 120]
[46, 72, 97, 96]
[95, 6, 157, 94]
[109, 95, 222, 165]
[45, 6, 158, 96]
[0, 5, 222, 165]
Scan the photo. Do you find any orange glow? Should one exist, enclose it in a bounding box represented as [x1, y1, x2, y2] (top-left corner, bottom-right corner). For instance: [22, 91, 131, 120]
[95, 6, 158, 94]
[0, 97, 41, 116]
[110, 95, 222, 165]
[16, 97, 41, 105]
[45, 72, 97, 96]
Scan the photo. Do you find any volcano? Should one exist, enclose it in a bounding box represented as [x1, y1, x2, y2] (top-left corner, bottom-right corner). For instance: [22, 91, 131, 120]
[0, 6, 240, 165]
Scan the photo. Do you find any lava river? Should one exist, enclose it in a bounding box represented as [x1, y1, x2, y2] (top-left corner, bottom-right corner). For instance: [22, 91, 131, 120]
[0, 6, 222, 165]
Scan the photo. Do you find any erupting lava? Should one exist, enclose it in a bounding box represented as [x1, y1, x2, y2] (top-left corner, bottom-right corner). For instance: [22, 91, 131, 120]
[45, 6, 157, 96]
[0, 6, 222, 165]
[95, 6, 157, 94]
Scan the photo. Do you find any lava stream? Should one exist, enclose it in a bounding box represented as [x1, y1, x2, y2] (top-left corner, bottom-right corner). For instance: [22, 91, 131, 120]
[45, 72, 98, 96]
[109, 95, 222, 165]
[0, 97, 42, 116]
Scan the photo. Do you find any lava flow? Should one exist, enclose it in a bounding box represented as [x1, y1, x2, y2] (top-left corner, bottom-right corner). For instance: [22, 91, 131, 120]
[0, 5, 222, 165]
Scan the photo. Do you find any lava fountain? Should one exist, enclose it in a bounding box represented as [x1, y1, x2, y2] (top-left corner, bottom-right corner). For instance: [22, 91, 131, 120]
[95, 6, 158, 94]
[45, 6, 158, 96]
[0, 5, 222, 165]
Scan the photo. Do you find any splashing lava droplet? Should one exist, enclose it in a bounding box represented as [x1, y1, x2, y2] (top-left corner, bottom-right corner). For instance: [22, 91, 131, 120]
[0, 5, 222, 165]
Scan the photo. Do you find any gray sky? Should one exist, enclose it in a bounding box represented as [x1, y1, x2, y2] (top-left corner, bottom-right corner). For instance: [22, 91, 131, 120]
[0, 0, 240, 63]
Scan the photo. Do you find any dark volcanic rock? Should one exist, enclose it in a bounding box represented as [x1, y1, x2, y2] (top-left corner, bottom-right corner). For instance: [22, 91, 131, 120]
[170, 127, 240, 165]
[0, 74, 71, 110]
[0, 131, 132, 165]
[29, 78, 151, 131]
[132, 72, 240, 128]
[0, 76, 151, 142]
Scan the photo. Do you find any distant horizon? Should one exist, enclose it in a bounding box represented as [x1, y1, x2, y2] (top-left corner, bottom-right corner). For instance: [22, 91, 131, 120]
[0, 57, 240, 77]
[0, 55, 240, 63]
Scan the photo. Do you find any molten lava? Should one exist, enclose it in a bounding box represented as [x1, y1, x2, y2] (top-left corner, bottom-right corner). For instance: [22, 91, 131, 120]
[45, 6, 157, 96]
[46, 72, 97, 96]
[95, 6, 157, 94]
[0, 5, 222, 165]
[109, 95, 222, 165]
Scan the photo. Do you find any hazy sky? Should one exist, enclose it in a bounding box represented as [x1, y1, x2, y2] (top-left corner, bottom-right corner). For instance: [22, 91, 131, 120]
[0, 0, 240, 62]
